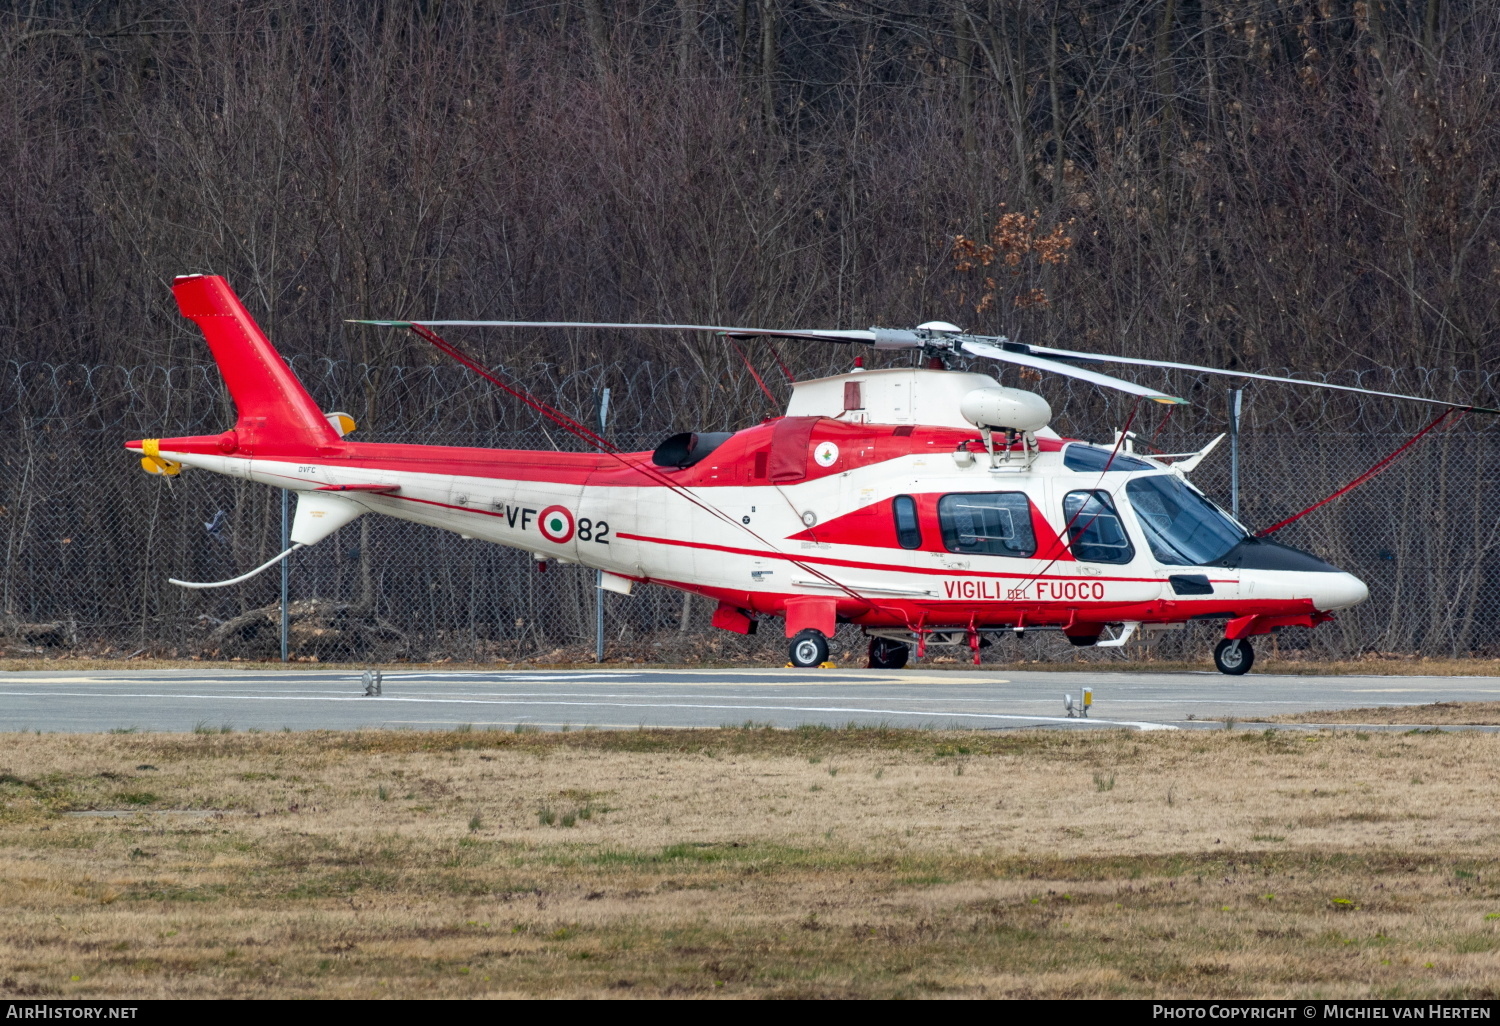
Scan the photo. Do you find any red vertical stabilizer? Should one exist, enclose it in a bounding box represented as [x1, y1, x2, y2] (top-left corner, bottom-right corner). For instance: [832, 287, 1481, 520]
[171, 275, 339, 452]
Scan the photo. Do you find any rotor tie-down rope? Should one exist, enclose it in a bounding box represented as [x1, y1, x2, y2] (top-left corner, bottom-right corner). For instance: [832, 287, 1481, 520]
[1256, 407, 1459, 537]
[405, 323, 883, 613]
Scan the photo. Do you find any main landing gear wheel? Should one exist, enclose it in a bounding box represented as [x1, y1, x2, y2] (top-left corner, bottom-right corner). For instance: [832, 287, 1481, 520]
[789, 630, 830, 668]
[867, 637, 910, 670]
[1213, 637, 1255, 675]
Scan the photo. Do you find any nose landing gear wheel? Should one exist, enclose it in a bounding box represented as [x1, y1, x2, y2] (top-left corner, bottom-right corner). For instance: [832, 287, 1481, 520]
[1213, 637, 1254, 675]
[789, 629, 830, 668]
[867, 637, 910, 669]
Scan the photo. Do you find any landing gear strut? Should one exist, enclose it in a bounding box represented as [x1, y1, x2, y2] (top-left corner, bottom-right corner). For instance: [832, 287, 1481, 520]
[867, 637, 910, 669]
[1213, 637, 1254, 675]
[789, 629, 830, 668]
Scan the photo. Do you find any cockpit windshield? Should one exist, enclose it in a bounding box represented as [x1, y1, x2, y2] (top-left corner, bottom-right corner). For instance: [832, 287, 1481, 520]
[1124, 474, 1246, 566]
[1062, 444, 1156, 473]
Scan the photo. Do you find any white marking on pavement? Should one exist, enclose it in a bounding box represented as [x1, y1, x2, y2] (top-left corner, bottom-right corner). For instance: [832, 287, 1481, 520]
[0, 690, 1175, 730]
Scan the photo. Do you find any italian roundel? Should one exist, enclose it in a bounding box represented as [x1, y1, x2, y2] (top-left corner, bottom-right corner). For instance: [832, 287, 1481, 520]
[813, 441, 840, 468]
[538, 505, 576, 543]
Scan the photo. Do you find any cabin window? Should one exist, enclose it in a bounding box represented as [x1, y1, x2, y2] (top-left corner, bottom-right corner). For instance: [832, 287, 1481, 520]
[1062, 443, 1155, 473]
[1063, 490, 1135, 564]
[938, 493, 1035, 557]
[892, 495, 922, 549]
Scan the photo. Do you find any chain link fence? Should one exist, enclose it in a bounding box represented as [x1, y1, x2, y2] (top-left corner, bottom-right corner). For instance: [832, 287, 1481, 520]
[4, 357, 1499, 664]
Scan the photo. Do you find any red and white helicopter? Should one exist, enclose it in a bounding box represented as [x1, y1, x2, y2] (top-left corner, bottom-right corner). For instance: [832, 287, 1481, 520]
[129, 275, 1490, 674]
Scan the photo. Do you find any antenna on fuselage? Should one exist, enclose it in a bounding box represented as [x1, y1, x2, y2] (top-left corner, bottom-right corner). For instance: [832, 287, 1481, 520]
[168, 544, 305, 589]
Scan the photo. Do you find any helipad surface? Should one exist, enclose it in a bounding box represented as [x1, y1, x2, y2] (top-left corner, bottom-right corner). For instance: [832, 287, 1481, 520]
[2, 666, 1496, 732]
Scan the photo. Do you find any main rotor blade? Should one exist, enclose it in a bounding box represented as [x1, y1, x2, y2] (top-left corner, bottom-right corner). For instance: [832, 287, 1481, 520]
[721, 327, 888, 345]
[347, 318, 934, 349]
[718, 326, 931, 348]
[1015, 342, 1500, 415]
[352, 319, 765, 332]
[961, 340, 1188, 405]
[348, 319, 894, 344]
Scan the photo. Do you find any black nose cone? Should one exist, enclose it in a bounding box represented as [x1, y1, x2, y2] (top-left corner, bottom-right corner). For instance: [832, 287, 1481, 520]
[1209, 537, 1341, 573]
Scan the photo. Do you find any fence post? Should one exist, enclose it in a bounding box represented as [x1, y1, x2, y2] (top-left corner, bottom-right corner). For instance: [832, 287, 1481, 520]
[1229, 388, 1243, 519]
[280, 489, 290, 663]
[595, 387, 610, 663]
[595, 571, 605, 663]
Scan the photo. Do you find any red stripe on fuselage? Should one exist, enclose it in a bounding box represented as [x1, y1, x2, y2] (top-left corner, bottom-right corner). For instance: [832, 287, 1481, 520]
[613, 530, 1199, 584]
[787, 490, 1076, 559]
[626, 574, 1318, 629]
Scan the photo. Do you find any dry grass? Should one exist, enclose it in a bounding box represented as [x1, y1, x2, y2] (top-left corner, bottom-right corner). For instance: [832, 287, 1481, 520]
[1271, 702, 1500, 726]
[1, 726, 1499, 998]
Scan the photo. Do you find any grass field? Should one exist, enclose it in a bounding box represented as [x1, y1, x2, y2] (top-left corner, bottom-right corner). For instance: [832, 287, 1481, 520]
[1274, 703, 1500, 725]
[1, 725, 1498, 998]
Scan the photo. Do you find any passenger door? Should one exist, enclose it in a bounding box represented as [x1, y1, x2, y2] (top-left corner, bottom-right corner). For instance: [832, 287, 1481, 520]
[1046, 480, 1162, 604]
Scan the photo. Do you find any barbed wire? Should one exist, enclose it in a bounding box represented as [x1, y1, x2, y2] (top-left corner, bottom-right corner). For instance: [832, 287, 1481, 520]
[4, 358, 1500, 438]
[3, 425, 1499, 661]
